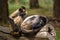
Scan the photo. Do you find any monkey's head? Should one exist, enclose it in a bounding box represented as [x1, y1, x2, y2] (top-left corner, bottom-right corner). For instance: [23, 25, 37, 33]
[18, 6, 27, 18]
[19, 6, 26, 13]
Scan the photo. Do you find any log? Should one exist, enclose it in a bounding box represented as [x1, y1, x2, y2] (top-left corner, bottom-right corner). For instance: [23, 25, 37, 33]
[0, 26, 48, 40]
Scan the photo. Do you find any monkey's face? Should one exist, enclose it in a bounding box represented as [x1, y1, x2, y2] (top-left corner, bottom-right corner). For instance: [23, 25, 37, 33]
[22, 9, 27, 14]
[19, 8, 27, 14]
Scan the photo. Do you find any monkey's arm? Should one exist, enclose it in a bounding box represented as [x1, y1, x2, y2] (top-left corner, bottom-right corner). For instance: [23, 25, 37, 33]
[9, 9, 19, 19]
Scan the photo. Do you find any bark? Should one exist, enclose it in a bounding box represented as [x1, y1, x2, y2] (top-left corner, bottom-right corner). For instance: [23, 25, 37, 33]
[30, 0, 39, 9]
[53, 0, 60, 19]
[0, 0, 8, 23]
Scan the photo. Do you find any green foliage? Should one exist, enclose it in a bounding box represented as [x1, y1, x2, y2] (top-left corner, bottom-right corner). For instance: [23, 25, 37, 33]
[56, 29, 60, 40]
[8, 4, 21, 14]
[20, 0, 26, 3]
[9, 0, 15, 4]
[8, 0, 53, 14]
[27, 8, 53, 16]
[8, 3, 29, 14]
[39, 0, 53, 9]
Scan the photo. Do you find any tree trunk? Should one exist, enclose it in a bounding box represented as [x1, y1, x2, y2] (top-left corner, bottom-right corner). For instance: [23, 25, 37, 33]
[30, 0, 39, 9]
[0, 0, 8, 24]
[53, 0, 60, 19]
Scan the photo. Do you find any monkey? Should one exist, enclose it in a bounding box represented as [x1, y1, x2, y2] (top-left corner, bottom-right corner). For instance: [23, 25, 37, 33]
[9, 6, 27, 35]
[20, 15, 56, 40]
[9, 6, 27, 19]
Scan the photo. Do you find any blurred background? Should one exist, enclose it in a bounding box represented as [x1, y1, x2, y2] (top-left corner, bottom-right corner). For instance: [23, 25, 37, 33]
[8, 0, 53, 16]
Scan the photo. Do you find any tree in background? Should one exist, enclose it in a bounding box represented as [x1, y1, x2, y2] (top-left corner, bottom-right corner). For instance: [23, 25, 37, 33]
[0, 0, 8, 24]
[30, 0, 39, 9]
[53, 0, 60, 19]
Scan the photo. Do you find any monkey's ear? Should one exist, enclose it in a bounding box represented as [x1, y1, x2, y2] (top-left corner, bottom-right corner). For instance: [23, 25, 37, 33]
[21, 6, 26, 10]
[19, 8, 23, 12]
